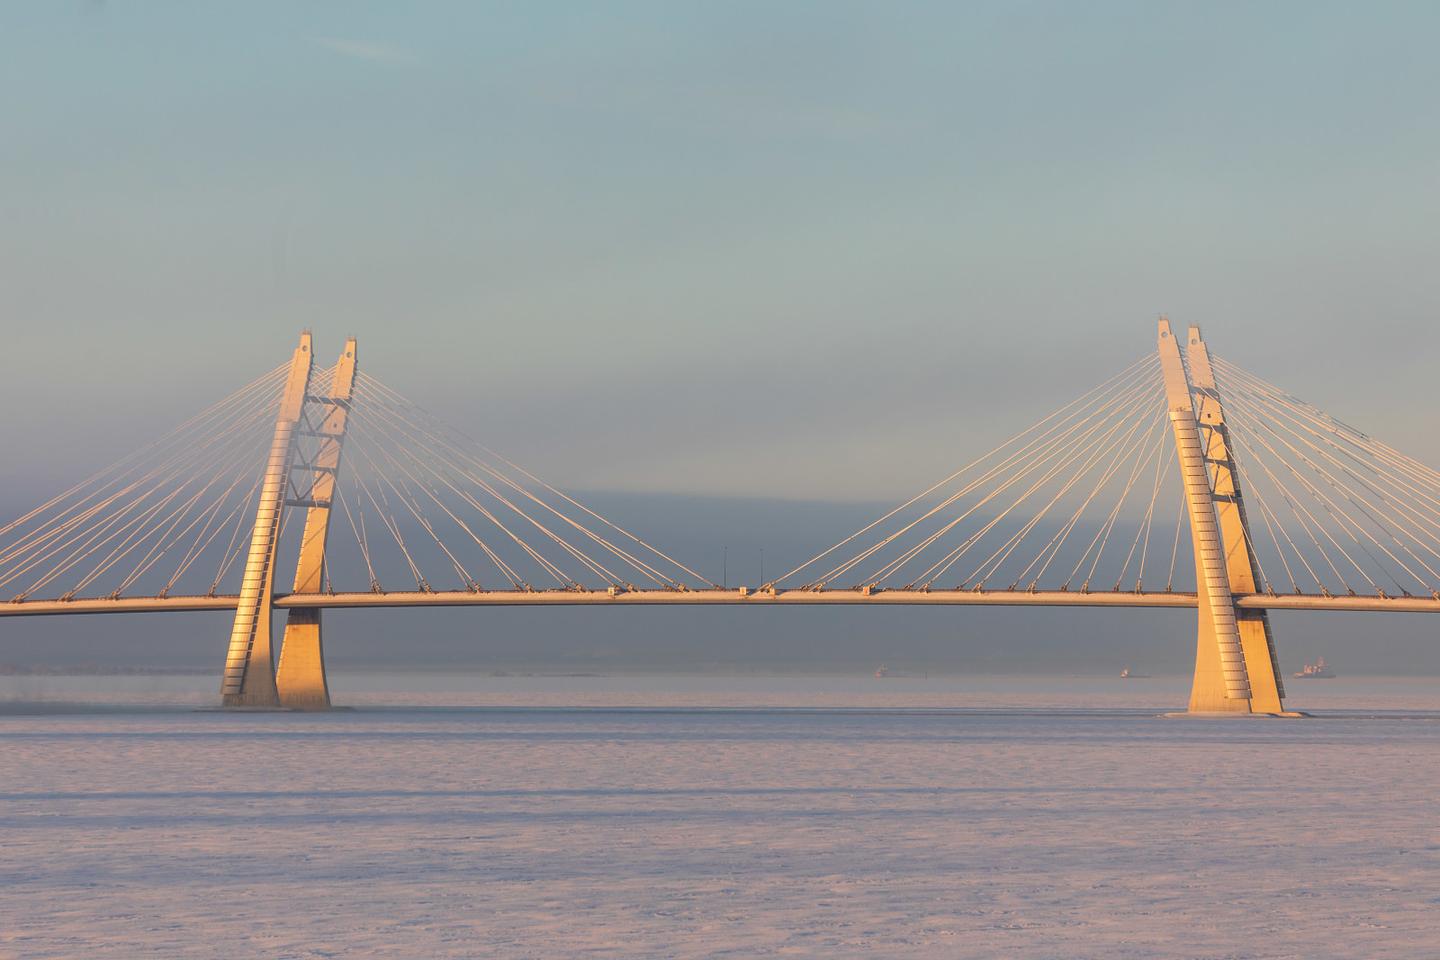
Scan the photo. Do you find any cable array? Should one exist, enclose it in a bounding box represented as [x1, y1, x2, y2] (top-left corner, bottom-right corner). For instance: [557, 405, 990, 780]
[1210, 355, 1440, 599]
[779, 356, 1192, 593]
[0, 366, 290, 602]
[316, 373, 715, 594]
[9, 342, 1440, 606]
[0, 362, 713, 602]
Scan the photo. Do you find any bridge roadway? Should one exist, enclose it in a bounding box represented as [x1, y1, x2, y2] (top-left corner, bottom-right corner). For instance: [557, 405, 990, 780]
[3, 588, 1440, 617]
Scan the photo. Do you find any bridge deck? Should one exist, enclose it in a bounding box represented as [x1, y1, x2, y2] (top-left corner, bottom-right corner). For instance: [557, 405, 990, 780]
[3, 589, 1440, 617]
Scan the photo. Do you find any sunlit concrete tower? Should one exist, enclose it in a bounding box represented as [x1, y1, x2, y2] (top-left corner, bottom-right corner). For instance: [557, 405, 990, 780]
[1158, 319, 1288, 714]
[220, 334, 356, 708]
[276, 338, 357, 709]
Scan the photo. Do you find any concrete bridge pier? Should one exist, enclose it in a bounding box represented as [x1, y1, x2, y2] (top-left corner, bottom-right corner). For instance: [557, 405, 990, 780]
[276, 607, 330, 709]
[222, 335, 356, 710]
[219, 333, 314, 708]
[1159, 319, 1294, 716]
[274, 337, 356, 710]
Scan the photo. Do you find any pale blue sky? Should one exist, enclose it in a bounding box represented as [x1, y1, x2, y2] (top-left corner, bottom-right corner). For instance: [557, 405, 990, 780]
[4, 1, 1439, 500]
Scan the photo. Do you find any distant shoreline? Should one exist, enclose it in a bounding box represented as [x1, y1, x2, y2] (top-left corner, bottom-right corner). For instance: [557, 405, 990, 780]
[0, 665, 211, 677]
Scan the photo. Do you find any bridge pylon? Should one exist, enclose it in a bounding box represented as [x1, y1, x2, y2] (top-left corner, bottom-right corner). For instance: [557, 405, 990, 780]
[1157, 319, 1290, 715]
[275, 337, 358, 710]
[220, 332, 315, 707]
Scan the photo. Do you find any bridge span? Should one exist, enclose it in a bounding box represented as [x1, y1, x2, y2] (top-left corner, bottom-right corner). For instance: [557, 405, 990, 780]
[5, 320, 1440, 714]
[5, 588, 1440, 617]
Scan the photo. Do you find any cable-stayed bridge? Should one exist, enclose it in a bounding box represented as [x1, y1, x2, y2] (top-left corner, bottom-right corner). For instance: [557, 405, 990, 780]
[5, 320, 1439, 715]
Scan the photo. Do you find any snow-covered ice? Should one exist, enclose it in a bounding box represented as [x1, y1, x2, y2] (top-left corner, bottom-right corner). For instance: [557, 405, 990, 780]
[2, 675, 1439, 958]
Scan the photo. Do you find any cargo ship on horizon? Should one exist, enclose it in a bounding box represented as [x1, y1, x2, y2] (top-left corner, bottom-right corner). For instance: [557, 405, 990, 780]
[1293, 657, 1336, 679]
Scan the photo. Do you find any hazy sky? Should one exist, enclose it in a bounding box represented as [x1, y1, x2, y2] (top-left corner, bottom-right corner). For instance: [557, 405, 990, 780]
[3, 2, 1440, 674]
[4, 0, 1439, 503]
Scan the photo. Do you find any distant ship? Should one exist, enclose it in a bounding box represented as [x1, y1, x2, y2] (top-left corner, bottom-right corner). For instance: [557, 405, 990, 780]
[1119, 668, 1151, 679]
[1293, 657, 1336, 679]
[873, 665, 929, 679]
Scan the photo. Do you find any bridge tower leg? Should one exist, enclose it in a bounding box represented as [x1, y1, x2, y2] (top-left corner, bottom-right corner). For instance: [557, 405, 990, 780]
[220, 333, 314, 707]
[1157, 319, 1289, 715]
[275, 337, 358, 710]
[1184, 325, 1287, 713]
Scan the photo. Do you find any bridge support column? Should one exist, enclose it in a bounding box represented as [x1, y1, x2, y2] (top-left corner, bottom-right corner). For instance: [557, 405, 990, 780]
[1185, 326, 1286, 713]
[276, 338, 358, 710]
[276, 607, 328, 709]
[1158, 319, 1290, 715]
[220, 333, 314, 707]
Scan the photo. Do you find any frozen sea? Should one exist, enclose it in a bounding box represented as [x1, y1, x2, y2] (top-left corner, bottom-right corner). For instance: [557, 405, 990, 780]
[3, 673, 1439, 959]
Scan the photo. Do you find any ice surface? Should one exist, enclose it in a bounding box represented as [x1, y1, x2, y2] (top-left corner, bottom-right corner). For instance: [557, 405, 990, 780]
[2, 675, 1439, 958]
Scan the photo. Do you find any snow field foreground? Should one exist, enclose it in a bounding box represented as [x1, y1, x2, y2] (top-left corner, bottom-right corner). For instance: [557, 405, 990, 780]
[2, 690, 1439, 958]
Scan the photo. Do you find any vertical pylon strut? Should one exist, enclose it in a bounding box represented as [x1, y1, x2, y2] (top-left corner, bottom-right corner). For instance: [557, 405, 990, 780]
[275, 338, 358, 709]
[1185, 326, 1287, 713]
[220, 333, 314, 707]
[1157, 319, 1258, 712]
